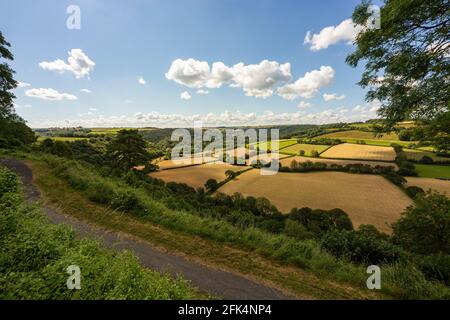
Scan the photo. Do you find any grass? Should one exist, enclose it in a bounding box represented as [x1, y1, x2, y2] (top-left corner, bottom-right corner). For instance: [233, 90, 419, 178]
[253, 139, 298, 152]
[414, 164, 450, 179]
[5, 151, 448, 299]
[27, 159, 381, 300]
[36, 136, 88, 142]
[0, 166, 200, 300]
[279, 144, 330, 156]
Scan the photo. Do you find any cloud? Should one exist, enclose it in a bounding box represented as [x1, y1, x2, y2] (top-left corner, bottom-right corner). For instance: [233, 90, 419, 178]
[166, 58, 291, 98]
[80, 89, 92, 93]
[277, 66, 335, 100]
[17, 81, 31, 88]
[88, 107, 97, 112]
[138, 77, 146, 85]
[31, 101, 381, 128]
[229, 60, 292, 98]
[323, 93, 346, 102]
[304, 19, 363, 51]
[180, 91, 192, 100]
[196, 89, 209, 95]
[297, 101, 312, 109]
[39, 49, 95, 78]
[25, 88, 78, 101]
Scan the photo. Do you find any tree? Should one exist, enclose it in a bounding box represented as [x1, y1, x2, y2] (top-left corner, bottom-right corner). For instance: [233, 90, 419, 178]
[225, 169, 237, 179]
[0, 30, 35, 147]
[392, 191, 450, 254]
[106, 129, 151, 170]
[204, 179, 218, 192]
[347, 0, 450, 149]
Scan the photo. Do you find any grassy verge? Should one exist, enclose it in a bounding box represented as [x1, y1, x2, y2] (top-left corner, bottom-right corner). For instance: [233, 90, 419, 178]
[28, 159, 382, 300]
[0, 165, 200, 300]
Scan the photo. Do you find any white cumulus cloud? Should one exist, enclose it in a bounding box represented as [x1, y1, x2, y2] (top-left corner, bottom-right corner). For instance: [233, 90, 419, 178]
[166, 58, 291, 99]
[323, 93, 346, 102]
[25, 88, 78, 101]
[80, 88, 92, 93]
[278, 66, 335, 100]
[297, 101, 312, 109]
[304, 19, 363, 51]
[39, 49, 95, 78]
[138, 77, 146, 85]
[196, 89, 210, 95]
[180, 91, 192, 100]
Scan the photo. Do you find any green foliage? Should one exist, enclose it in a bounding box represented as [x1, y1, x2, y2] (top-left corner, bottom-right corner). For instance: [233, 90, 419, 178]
[383, 172, 407, 186]
[0, 31, 36, 147]
[405, 186, 425, 199]
[0, 167, 195, 299]
[0, 166, 18, 196]
[321, 225, 406, 264]
[418, 253, 450, 286]
[289, 207, 353, 236]
[106, 130, 151, 171]
[348, 0, 450, 149]
[204, 178, 219, 192]
[392, 191, 450, 255]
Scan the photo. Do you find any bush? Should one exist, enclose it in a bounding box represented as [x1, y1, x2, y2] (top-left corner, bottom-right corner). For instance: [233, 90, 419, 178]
[283, 219, 314, 240]
[405, 186, 425, 198]
[418, 254, 450, 286]
[384, 172, 407, 186]
[0, 166, 19, 197]
[321, 227, 406, 264]
[420, 155, 434, 164]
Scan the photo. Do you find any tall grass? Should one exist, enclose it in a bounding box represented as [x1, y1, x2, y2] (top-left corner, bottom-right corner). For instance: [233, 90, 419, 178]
[0, 166, 197, 300]
[38, 155, 450, 299]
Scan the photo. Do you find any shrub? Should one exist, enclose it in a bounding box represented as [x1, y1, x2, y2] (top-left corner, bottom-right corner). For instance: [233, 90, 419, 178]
[0, 166, 19, 197]
[420, 155, 434, 164]
[321, 227, 406, 264]
[405, 186, 425, 198]
[418, 254, 450, 286]
[392, 191, 450, 255]
[384, 172, 407, 186]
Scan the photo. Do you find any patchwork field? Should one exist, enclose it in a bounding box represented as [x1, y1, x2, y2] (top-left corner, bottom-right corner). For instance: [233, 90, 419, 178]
[406, 177, 450, 195]
[36, 136, 88, 142]
[218, 170, 412, 233]
[318, 130, 400, 141]
[414, 164, 450, 179]
[150, 162, 245, 188]
[320, 143, 396, 161]
[279, 156, 398, 169]
[279, 143, 330, 156]
[317, 130, 413, 147]
[403, 149, 450, 162]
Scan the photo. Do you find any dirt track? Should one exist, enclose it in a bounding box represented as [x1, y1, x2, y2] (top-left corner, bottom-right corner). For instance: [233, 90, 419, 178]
[0, 158, 294, 300]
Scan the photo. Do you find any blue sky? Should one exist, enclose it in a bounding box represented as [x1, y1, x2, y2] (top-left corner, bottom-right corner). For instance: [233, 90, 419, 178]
[1, 0, 383, 128]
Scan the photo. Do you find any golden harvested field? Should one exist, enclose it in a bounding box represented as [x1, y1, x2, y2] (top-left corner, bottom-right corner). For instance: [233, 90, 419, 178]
[406, 177, 450, 195]
[218, 170, 412, 233]
[150, 163, 245, 188]
[320, 143, 396, 161]
[403, 149, 450, 162]
[155, 155, 219, 169]
[318, 130, 400, 140]
[280, 156, 398, 169]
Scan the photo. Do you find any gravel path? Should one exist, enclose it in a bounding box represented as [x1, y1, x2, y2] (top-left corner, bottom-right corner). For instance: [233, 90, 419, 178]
[0, 158, 295, 300]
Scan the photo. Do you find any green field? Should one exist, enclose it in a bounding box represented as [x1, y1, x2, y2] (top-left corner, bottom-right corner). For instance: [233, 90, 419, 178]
[37, 136, 88, 142]
[280, 143, 330, 156]
[253, 139, 297, 151]
[415, 164, 450, 179]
